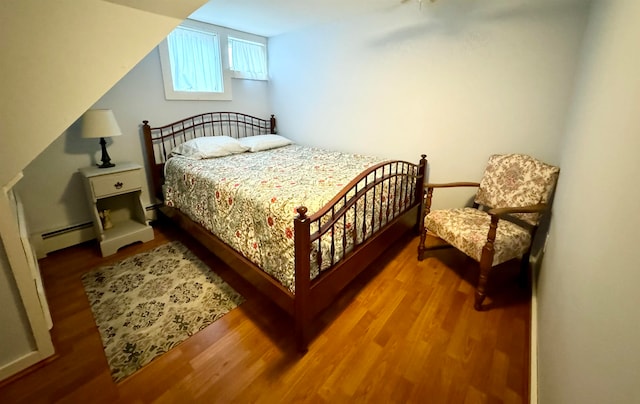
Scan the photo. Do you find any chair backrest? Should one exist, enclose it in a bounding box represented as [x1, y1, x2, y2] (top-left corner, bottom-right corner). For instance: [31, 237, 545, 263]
[474, 154, 560, 226]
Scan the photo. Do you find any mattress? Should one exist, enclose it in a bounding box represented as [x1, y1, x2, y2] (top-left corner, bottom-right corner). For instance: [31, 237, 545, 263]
[164, 144, 406, 292]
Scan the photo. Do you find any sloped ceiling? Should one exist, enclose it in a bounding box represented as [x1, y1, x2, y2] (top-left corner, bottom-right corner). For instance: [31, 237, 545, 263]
[106, 0, 208, 20]
[0, 0, 207, 187]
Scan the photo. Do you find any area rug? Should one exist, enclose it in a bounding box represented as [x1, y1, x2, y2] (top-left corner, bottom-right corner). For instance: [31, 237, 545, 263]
[81, 241, 244, 382]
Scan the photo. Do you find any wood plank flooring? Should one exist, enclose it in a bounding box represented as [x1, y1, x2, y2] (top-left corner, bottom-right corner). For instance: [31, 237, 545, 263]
[0, 221, 530, 403]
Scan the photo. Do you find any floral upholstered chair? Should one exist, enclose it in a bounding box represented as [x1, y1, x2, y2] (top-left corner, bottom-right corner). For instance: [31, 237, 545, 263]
[417, 154, 560, 310]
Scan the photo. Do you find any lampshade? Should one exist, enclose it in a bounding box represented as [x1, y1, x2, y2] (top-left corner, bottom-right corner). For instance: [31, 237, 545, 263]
[81, 109, 122, 139]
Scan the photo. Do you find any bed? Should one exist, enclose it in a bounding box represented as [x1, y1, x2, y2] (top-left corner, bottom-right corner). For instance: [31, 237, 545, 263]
[142, 112, 427, 351]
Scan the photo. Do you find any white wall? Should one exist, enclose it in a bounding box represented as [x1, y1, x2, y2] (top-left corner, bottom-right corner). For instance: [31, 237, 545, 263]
[0, 240, 34, 364]
[269, 0, 590, 209]
[537, 1, 640, 402]
[15, 45, 271, 237]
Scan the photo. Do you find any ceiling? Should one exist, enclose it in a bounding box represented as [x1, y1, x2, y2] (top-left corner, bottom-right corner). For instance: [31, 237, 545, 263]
[188, 0, 593, 38]
[188, 0, 400, 37]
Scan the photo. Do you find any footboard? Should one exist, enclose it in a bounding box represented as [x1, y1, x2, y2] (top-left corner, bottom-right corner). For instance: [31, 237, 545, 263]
[293, 156, 427, 348]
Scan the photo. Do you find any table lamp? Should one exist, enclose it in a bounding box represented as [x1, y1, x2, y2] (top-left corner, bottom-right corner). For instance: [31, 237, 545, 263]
[81, 109, 122, 168]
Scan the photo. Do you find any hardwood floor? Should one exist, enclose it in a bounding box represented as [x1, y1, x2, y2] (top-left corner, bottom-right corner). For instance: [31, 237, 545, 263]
[0, 222, 530, 403]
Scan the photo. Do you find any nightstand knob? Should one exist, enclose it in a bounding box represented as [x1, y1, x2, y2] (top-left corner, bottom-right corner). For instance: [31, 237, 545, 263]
[114, 182, 123, 189]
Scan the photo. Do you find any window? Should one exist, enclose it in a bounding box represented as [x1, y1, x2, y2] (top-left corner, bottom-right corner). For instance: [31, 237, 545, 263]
[228, 37, 268, 80]
[159, 20, 231, 100]
[168, 27, 222, 92]
[159, 20, 268, 101]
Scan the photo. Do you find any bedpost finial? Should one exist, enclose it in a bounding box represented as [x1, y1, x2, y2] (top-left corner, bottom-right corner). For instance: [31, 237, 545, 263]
[296, 206, 308, 219]
[421, 154, 427, 160]
[143, 120, 149, 126]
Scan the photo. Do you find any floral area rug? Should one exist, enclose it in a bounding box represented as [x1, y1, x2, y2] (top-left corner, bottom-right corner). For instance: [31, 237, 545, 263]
[81, 241, 244, 382]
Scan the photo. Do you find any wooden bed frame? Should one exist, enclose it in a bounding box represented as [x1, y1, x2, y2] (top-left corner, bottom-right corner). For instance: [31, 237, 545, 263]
[142, 112, 427, 351]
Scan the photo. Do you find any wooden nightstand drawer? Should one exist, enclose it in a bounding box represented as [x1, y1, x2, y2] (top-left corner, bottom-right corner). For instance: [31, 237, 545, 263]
[90, 169, 141, 198]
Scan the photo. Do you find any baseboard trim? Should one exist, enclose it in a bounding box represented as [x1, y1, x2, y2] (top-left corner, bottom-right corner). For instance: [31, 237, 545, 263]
[529, 260, 540, 404]
[0, 351, 51, 384]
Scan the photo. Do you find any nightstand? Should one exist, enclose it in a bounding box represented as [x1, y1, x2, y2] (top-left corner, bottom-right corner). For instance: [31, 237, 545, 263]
[79, 162, 154, 257]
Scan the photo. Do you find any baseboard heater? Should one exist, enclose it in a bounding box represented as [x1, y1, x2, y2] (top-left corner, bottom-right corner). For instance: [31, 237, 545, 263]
[40, 222, 94, 240]
[146, 203, 162, 216]
[34, 222, 95, 259]
[34, 204, 160, 258]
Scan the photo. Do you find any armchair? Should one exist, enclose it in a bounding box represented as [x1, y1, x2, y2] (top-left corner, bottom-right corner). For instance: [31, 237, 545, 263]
[417, 154, 560, 310]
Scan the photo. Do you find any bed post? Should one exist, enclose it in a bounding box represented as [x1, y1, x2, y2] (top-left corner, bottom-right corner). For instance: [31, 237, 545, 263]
[142, 121, 163, 201]
[416, 154, 428, 235]
[270, 115, 277, 134]
[293, 206, 311, 352]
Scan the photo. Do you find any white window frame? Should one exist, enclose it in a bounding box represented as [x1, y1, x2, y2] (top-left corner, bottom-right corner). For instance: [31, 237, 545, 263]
[228, 33, 268, 81]
[158, 20, 232, 101]
[158, 21, 269, 101]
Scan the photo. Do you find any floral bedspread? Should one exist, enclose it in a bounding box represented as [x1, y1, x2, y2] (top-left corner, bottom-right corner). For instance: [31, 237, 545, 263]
[164, 144, 389, 293]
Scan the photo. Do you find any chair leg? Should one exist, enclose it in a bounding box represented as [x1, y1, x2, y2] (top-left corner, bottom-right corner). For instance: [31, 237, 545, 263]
[476, 219, 498, 311]
[518, 251, 531, 288]
[475, 261, 491, 310]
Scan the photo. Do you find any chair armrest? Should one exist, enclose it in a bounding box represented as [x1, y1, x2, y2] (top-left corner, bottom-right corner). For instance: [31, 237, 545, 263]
[487, 203, 548, 217]
[423, 182, 481, 215]
[482, 204, 549, 248]
[425, 182, 480, 189]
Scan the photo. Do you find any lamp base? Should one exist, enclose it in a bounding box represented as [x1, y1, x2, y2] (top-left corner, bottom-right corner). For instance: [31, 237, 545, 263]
[97, 137, 116, 169]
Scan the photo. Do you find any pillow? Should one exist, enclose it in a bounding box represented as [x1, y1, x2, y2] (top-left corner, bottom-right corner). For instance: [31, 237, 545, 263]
[170, 136, 248, 159]
[238, 135, 293, 152]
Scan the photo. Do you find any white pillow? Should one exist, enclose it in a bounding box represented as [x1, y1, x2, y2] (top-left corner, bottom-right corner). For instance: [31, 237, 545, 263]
[170, 136, 248, 159]
[238, 135, 293, 152]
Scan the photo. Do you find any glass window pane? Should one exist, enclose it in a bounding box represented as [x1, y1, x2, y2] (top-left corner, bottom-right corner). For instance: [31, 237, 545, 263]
[229, 37, 267, 79]
[167, 27, 223, 93]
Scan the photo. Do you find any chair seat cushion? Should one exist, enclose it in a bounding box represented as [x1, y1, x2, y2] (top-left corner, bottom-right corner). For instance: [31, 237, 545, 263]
[425, 208, 532, 266]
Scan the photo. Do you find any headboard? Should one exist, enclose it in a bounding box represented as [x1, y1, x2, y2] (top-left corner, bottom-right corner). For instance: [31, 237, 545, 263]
[142, 112, 276, 200]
